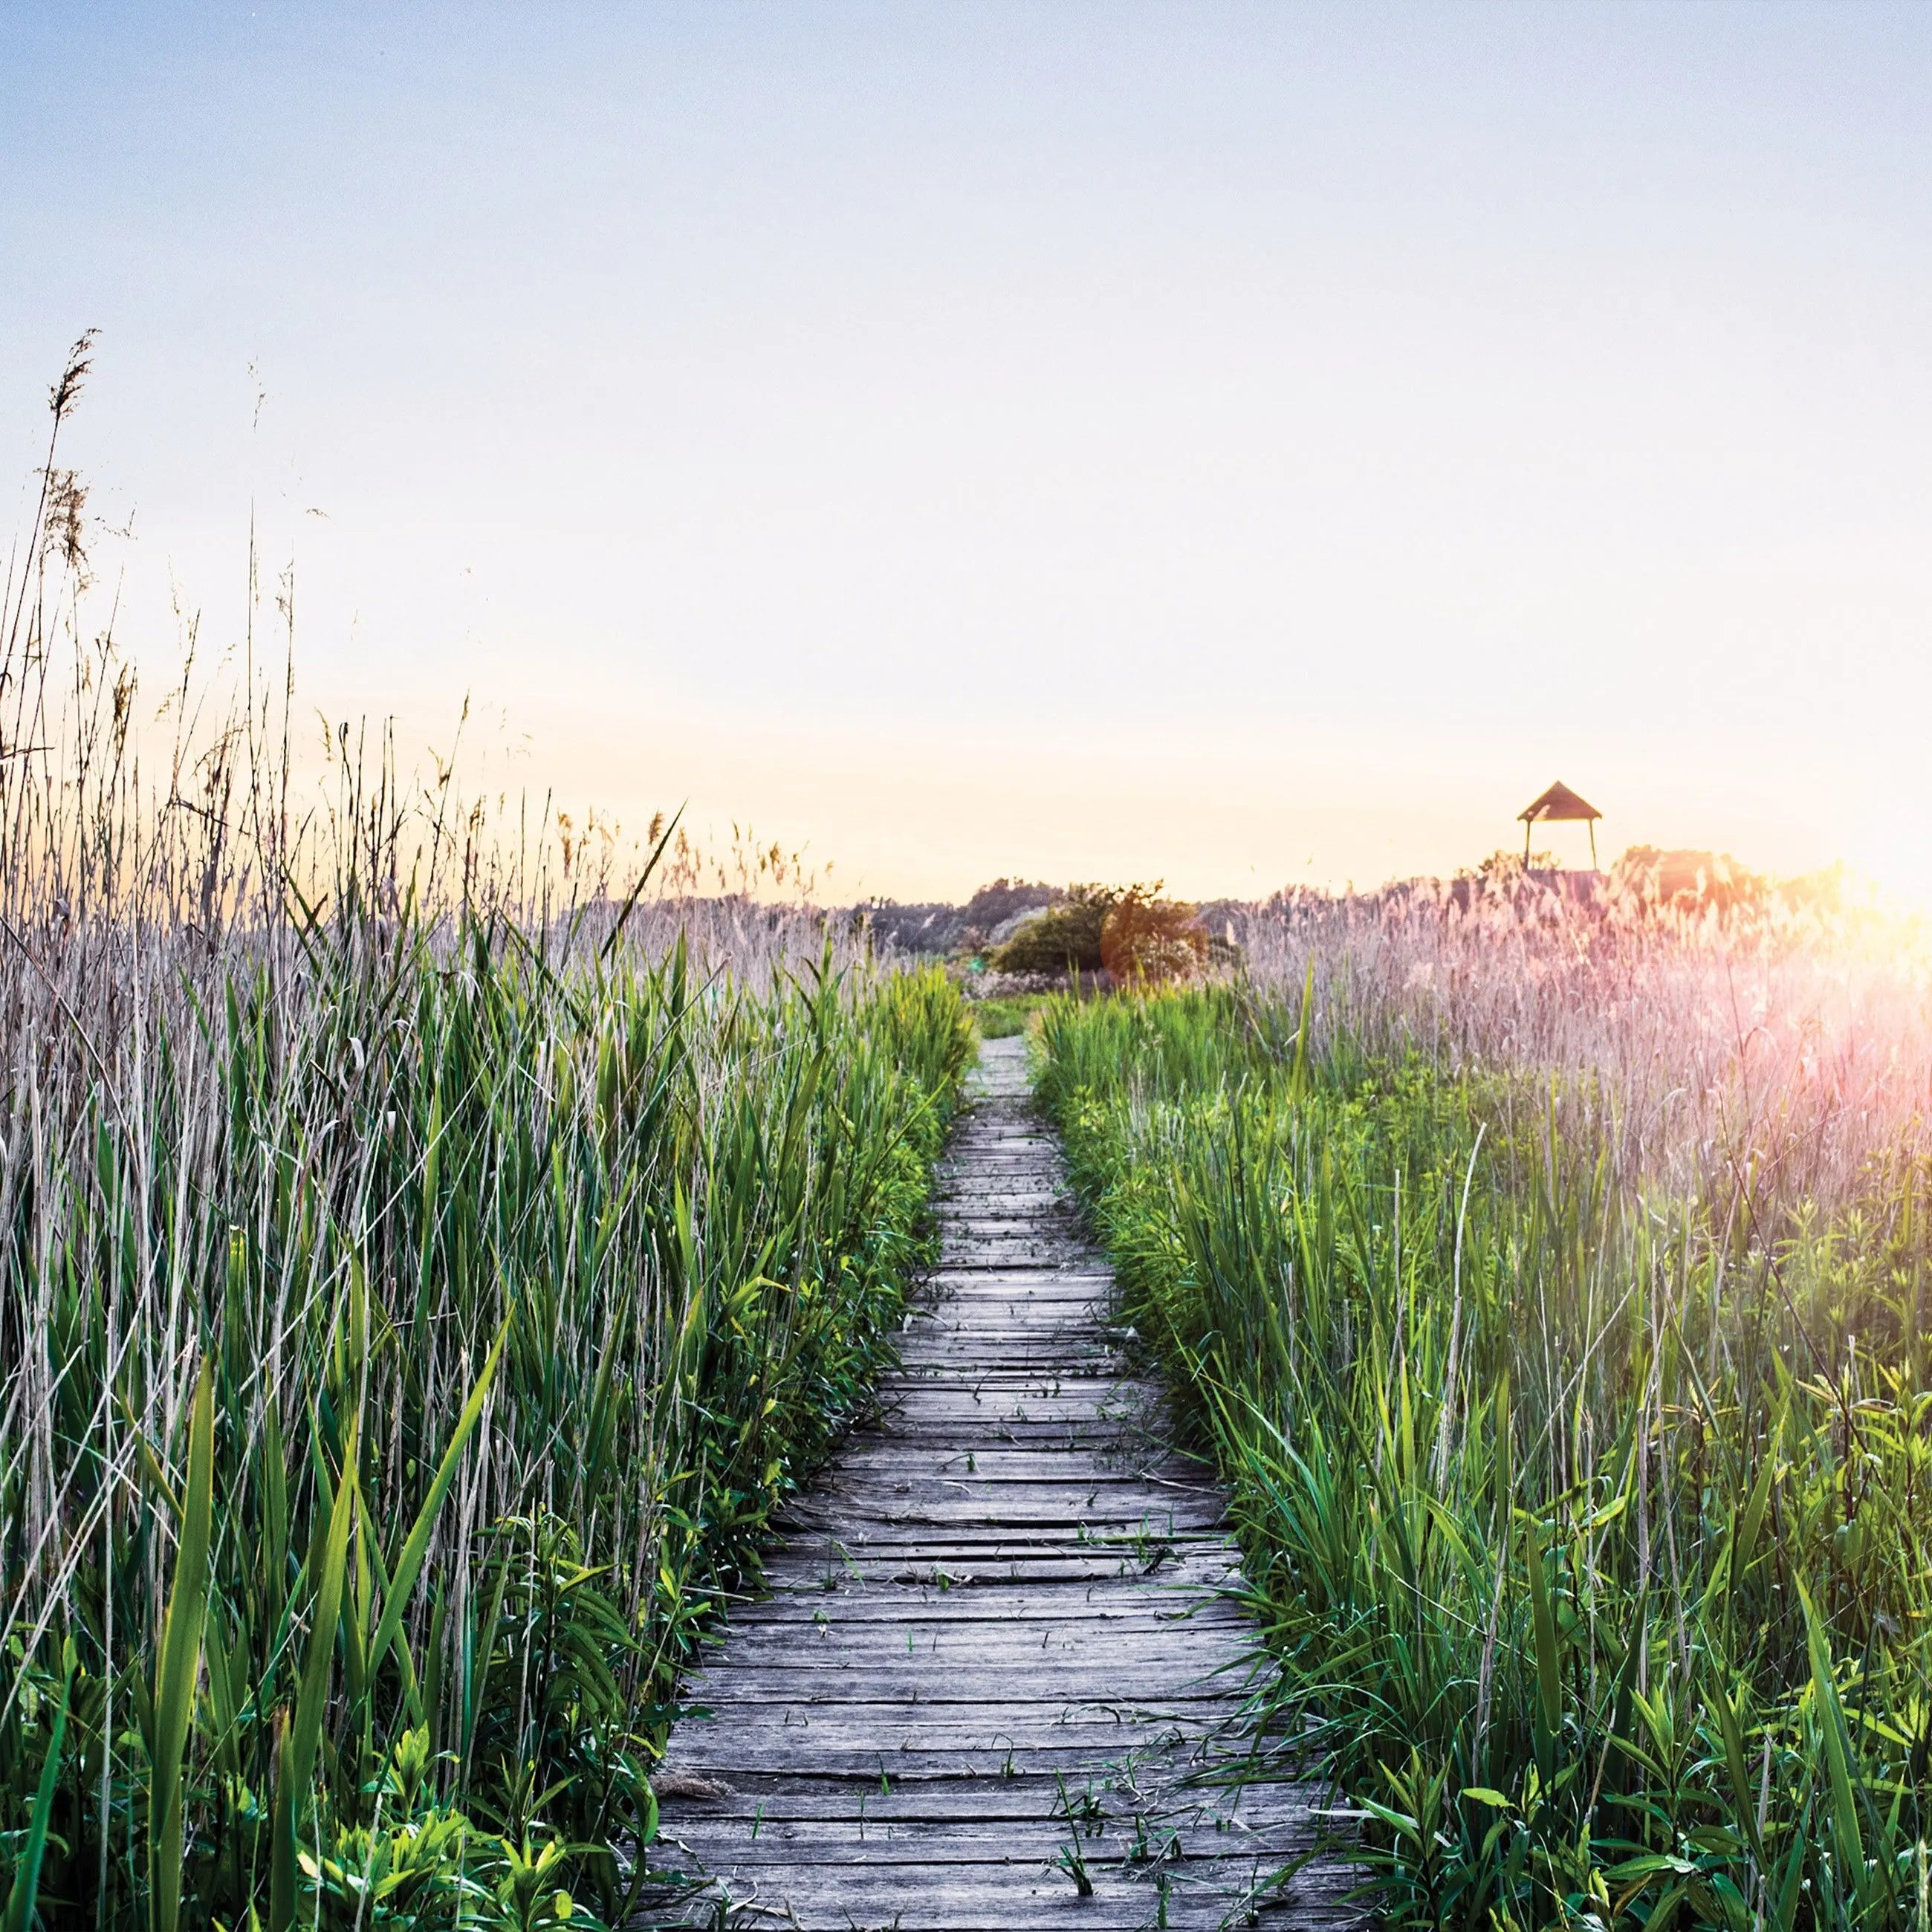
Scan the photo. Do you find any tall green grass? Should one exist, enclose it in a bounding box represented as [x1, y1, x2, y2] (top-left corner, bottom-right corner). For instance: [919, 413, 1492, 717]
[0, 340, 974, 1929]
[1039, 979, 1932, 1931]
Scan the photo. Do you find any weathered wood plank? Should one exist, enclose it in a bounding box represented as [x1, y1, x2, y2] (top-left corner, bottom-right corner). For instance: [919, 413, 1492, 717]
[651, 1774, 1326, 1823]
[809, 1446, 1199, 1474]
[636, 1855, 1355, 1931]
[682, 1656, 1271, 1698]
[697, 1624, 1259, 1664]
[722, 1596, 1251, 1631]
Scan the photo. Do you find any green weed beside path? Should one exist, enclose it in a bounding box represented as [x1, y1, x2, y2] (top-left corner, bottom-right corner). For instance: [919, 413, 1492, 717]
[968, 994, 1044, 1039]
[1037, 982, 1932, 1931]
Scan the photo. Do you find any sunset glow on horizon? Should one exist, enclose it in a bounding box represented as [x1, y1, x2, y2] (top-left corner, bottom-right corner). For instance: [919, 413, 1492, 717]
[6, 3, 1929, 907]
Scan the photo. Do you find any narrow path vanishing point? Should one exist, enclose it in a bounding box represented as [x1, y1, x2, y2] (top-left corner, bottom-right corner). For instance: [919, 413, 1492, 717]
[644, 1036, 1356, 1930]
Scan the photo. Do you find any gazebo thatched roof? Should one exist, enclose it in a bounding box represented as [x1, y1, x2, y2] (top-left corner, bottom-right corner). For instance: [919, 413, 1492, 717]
[1518, 780, 1601, 825]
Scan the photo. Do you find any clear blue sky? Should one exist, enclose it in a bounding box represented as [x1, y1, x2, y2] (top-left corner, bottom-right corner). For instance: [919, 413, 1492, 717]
[5, 4, 1930, 898]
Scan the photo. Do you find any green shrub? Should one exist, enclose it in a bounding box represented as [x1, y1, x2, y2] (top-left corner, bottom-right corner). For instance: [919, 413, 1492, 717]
[1098, 889, 1208, 984]
[988, 884, 1120, 973]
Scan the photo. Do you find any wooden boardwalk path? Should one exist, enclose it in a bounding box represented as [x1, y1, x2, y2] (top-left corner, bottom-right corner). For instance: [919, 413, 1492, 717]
[644, 1036, 1355, 1929]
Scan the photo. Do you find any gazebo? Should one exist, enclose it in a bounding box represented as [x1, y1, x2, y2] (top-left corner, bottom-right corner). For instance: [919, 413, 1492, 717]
[1518, 780, 1601, 868]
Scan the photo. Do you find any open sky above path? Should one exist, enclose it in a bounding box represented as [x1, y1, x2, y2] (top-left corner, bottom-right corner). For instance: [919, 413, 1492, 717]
[4, 4, 1929, 901]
